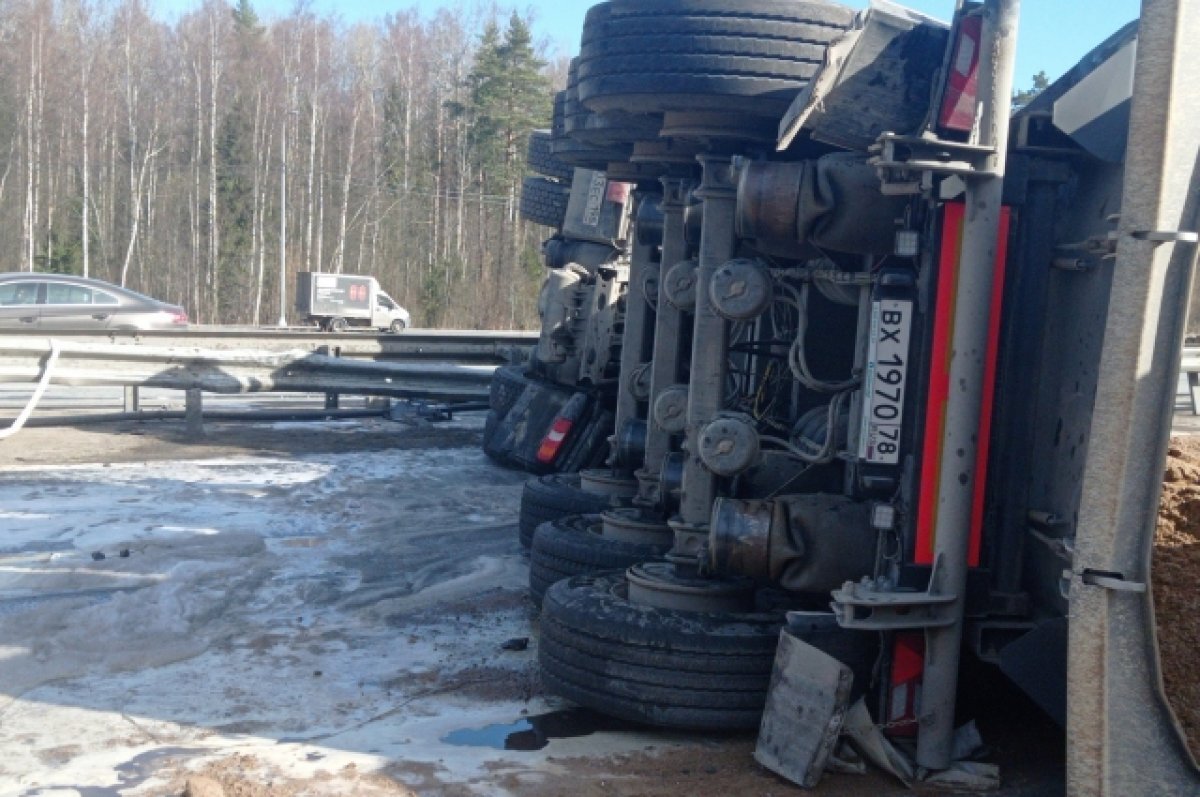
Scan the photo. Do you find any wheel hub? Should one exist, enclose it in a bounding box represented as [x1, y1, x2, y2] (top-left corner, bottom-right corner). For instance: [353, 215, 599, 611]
[625, 560, 756, 613]
[601, 507, 672, 546]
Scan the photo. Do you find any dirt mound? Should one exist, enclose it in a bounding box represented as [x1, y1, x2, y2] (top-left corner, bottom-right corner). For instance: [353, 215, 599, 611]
[1155, 436, 1200, 761]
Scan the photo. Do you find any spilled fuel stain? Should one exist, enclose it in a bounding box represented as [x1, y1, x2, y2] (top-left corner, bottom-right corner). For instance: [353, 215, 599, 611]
[441, 708, 634, 751]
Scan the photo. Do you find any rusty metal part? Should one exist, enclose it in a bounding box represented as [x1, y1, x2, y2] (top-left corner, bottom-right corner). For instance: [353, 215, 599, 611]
[710, 498, 775, 581]
[737, 160, 808, 243]
[736, 155, 908, 256]
[711, 494, 875, 592]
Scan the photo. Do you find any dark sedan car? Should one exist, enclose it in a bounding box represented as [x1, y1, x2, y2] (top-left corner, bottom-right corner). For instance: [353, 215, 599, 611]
[0, 273, 188, 330]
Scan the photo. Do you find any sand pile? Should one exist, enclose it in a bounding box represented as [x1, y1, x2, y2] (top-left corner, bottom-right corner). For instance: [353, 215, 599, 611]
[1155, 436, 1200, 761]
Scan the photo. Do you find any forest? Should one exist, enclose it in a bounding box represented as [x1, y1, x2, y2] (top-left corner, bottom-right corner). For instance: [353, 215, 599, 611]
[0, 0, 568, 328]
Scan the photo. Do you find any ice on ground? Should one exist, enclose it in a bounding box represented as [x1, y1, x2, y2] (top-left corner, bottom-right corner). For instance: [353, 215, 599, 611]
[0, 443, 597, 796]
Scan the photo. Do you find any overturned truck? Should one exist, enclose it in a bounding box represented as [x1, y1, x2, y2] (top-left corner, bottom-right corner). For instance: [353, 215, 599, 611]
[494, 0, 1200, 791]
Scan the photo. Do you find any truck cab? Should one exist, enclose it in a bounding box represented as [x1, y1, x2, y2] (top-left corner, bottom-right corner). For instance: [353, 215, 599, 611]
[373, 291, 410, 333]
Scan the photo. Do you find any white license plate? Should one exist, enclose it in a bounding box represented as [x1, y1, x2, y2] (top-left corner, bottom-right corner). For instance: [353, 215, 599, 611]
[858, 299, 913, 465]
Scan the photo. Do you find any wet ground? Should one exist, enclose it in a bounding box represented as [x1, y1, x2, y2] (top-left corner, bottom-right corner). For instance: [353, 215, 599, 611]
[0, 408, 1067, 796]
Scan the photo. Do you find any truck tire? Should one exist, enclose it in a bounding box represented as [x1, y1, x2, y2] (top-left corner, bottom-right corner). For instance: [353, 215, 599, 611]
[577, 0, 853, 117]
[389, 319, 407, 333]
[329, 317, 348, 333]
[527, 130, 575, 182]
[520, 176, 571, 229]
[563, 57, 660, 149]
[538, 572, 783, 730]
[552, 90, 567, 138]
[519, 473, 611, 548]
[529, 514, 671, 604]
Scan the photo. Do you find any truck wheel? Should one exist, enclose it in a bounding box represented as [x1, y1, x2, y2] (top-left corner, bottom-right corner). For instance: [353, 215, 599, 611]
[538, 572, 782, 730]
[519, 176, 572, 229]
[389, 319, 407, 333]
[529, 514, 671, 605]
[577, 0, 853, 118]
[519, 473, 611, 548]
[563, 60, 661, 149]
[528, 130, 575, 182]
[329, 317, 348, 333]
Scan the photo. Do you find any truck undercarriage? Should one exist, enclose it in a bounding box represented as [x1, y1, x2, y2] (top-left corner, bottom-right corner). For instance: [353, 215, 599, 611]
[488, 0, 1200, 791]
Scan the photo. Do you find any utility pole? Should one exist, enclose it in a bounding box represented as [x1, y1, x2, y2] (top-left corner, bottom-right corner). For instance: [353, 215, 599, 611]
[278, 78, 294, 328]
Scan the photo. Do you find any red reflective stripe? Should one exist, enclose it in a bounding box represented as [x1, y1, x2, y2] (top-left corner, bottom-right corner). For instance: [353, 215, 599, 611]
[916, 203, 965, 565]
[916, 203, 1010, 567]
[968, 208, 1011, 567]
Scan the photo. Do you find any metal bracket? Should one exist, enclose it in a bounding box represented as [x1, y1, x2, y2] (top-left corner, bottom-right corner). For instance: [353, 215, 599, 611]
[831, 555, 958, 631]
[1130, 230, 1200, 244]
[869, 133, 998, 195]
[1077, 568, 1148, 593]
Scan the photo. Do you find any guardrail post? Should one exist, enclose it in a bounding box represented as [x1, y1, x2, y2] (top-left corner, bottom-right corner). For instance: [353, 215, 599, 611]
[123, 386, 140, 413]
[323, 343, 340, 409]
[185, 389, 204, 438]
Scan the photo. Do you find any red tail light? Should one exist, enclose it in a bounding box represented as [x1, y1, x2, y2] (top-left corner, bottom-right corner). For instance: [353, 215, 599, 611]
[536, 416, 575, 464]
[938, 13, 983, 135]
[171, 309, 189, 325]
[885, 632, 925, 738]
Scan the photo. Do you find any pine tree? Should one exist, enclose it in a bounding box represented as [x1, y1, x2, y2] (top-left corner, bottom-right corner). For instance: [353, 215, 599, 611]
[468, 14, 551, 191]
[1013, 70, 1050, 108]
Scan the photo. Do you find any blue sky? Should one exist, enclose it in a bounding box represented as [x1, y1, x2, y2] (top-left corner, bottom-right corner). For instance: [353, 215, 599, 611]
[153, 0, 1142, 92]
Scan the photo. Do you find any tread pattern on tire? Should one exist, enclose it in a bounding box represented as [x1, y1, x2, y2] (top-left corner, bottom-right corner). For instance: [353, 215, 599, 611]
[528, 514, 670, 603]
[576, 0, 852, 116]
[519, 473, 611, 548]
[552, 90, 567, 138]
[519, 176, 571, 229]
[537, 572, 783, 730]
[527, 130, 575, 182]
[581, 35, 828, 63]
[582, 17, 849, 44]
[595, 0, 854, 27]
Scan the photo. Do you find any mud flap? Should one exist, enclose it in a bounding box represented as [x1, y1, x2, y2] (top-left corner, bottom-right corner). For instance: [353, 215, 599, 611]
[756, 627, 1001, 791]
[754, 627, 853, 788]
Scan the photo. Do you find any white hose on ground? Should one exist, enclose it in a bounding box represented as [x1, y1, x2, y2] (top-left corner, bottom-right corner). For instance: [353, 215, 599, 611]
[0, 340, 61, 440]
